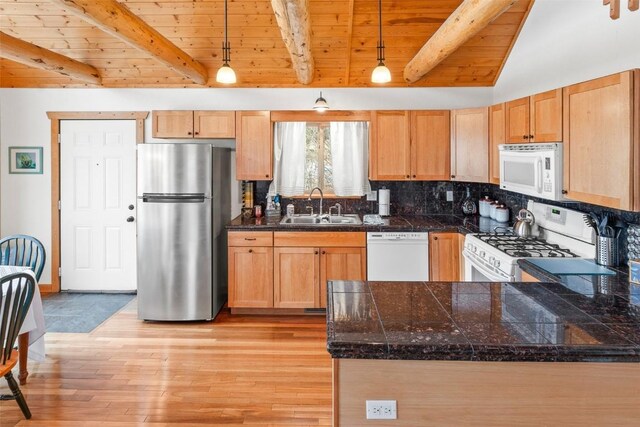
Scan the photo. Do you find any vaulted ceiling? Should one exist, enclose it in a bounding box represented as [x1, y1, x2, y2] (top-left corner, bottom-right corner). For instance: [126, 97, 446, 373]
[0, 0, 534, 88]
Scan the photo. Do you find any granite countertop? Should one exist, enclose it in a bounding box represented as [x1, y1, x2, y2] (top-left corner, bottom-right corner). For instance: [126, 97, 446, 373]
[326, 280, 640, 362]
[226, 213, 508, 234]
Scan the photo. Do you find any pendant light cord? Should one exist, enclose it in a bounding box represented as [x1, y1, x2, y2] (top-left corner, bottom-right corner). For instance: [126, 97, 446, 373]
[377, 0, 385, 64]
[222, 0, 230, 64]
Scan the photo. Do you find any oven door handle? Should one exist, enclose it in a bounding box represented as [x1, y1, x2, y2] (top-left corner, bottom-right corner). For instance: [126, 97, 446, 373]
[462, 251, 512, 282]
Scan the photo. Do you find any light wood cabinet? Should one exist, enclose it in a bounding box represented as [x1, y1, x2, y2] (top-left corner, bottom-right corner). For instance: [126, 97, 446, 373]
[274, 247, 319, 308]
[411, 110, 451, 180]
[489, 103, 506, 185]
[505, 89, 562, 143]
[450, 108, 489, 183]
[429, 232, 463, 281]
[370, 110, 450, 181]
[563, 70, 639, 211]
[194, 111, 235, 138]
[370, 111, 411, 180]
[152, 110, 235, 138]
[236, 111, 273, 180]
[228, 245, 273, 308]
[152, 110, 194, 138]
[319, 247, 367, 308]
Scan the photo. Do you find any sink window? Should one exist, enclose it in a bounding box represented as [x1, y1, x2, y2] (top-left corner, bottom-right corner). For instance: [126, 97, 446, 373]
[269, 121, 371, 197]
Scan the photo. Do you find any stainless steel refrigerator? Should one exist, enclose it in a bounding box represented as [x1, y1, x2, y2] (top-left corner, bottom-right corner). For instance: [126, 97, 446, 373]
[136, 143, 230, 321]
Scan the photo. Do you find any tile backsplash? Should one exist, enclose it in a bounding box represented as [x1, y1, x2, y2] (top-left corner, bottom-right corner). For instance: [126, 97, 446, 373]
[253, 180, 640, 265]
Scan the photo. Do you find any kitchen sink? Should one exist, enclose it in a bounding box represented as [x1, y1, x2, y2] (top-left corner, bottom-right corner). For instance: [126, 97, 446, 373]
[279, 214, 362, 226]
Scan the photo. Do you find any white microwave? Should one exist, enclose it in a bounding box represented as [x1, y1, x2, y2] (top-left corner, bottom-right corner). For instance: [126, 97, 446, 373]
[499, 143, 564, 201]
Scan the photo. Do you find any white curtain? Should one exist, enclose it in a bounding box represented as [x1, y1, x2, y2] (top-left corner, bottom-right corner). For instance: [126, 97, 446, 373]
[268, 122, 307, 196]
[330, 122, 371, 196]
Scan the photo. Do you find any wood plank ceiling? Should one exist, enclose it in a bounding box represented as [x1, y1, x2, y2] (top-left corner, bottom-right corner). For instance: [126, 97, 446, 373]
[0, 0, 533, 88]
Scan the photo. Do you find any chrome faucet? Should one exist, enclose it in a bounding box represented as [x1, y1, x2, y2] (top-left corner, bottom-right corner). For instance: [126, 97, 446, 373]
[329, 203, 342, 217]
[308, 187, 324, 216]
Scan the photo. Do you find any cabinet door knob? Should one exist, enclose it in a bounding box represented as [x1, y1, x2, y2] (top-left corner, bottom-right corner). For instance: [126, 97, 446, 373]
[126, 216, 135, 222]
[194, 132, 199, 135]
[187, 131, 192, 135]
[248, 249, 253, 253]
[322, 250, 326, 254]
[406, 175, 410, 178]
[529, 134, 534, 140]
[523, 135, 529, 139]
[433, 236, 438, 241]
[562, 190, 568, 195]
[451, 175, 456, 179]
[265, 174, 269, 178]
[412, 175, 416, 178]
[314, 250, 319, 255]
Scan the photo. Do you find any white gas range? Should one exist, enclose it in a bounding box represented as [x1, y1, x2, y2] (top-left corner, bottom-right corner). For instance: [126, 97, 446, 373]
[463, 200, 596, 282]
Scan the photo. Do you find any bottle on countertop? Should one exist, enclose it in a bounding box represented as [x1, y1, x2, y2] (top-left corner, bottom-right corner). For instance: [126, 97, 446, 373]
[461, 187, 477, 216]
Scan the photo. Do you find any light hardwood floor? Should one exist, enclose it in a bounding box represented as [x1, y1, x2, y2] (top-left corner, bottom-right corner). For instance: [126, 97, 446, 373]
[0, 300, 332, 426]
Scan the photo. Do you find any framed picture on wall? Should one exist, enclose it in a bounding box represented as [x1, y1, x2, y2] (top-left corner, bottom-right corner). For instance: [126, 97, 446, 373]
[9, 146, 43, 174]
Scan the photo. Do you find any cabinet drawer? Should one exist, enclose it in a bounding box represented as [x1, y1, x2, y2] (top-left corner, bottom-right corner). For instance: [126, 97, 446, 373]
[274, 232, 365, 247]
[228, 231, 273, 246]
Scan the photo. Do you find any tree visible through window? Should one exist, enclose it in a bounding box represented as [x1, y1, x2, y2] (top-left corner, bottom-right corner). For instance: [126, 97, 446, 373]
[304, 123, 333, 194]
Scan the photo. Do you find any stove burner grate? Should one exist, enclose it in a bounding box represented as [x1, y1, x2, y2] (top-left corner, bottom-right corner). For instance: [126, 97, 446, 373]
[477, 233, 578, 258]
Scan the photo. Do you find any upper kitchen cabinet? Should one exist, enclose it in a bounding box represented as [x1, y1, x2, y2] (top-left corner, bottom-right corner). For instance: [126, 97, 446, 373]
[194, 111, 235, 138]
[370, 111, 411, 180]
[152, 110, 193, 138]
[489, 103, 506, 185]
[563, 70, 640, 212]
[411, 111, 451, 180]
[370, 110, 450, 181]
[505, 89, 563, 143]
[236, 111, 273, 180]
[152, 110, 236, 138]
[451, 108, 489, 183]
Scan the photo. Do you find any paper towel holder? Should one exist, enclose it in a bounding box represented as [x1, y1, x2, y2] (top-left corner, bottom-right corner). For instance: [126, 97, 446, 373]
[378, 187, 390, 217]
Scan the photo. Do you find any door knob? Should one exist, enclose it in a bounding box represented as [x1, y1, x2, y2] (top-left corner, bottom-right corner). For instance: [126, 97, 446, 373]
[128, 204, 135, 210]
[126, 216, 135, 222]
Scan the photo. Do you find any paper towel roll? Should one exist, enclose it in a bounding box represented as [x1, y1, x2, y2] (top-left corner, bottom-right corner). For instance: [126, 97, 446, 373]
[378, 189, 390, 216]
[378, 189, 390, 205]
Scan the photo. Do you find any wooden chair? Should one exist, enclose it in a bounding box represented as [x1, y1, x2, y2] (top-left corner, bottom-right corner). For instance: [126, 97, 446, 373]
[0, 272, 35, 419]
[0, 235, 46, 282]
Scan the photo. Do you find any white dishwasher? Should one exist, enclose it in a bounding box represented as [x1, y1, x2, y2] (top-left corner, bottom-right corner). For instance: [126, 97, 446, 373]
[367, 232, 429, 281]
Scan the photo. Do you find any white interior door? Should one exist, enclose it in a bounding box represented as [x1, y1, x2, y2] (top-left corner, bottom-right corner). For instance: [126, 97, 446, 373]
[60, 120, 137, 291]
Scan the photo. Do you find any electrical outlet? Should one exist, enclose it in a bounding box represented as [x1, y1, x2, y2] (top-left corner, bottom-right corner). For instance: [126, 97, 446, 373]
[367, 191, 378, 201]
[366, 400, 397, 420]
[446, 190, 454, 202]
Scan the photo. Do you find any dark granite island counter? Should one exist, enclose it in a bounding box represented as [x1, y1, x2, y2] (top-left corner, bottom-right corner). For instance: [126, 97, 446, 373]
[327, 280, 640, 426]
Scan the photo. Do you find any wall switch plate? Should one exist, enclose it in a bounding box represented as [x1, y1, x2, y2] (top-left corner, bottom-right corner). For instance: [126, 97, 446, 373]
[446, 190, 454, 202]
[366, 400, 397, 420]
[367, 191, 378, 201]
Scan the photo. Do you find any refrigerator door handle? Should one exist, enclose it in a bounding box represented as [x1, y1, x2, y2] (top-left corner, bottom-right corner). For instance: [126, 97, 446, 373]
[141, 193, 206, 203]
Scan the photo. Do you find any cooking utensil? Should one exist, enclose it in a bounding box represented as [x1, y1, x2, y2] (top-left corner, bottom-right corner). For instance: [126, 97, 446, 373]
[513, 209, 535, 237]
[583, 214, 597, 232]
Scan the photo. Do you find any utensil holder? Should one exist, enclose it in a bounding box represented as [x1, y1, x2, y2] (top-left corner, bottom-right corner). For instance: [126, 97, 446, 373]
[596, 236, 619, 266]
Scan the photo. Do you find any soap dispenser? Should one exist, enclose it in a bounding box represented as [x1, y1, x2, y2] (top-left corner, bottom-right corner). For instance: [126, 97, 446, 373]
[461, 187, 477, 216]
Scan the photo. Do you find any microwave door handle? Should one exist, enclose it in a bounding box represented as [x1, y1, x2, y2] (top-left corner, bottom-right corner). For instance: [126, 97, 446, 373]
[536, 158, 543, 193]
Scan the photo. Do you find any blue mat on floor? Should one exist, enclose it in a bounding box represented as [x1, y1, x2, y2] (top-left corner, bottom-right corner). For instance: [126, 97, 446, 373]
[42, 293, 135, 333]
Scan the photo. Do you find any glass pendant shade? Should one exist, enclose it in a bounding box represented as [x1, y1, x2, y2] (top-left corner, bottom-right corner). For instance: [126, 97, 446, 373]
[216, 64, 236, 84]
[371, 63, 391, 84]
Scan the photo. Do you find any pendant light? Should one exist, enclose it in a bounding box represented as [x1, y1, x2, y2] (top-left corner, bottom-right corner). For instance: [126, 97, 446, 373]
[313, 91, 329, 112]
[371, 0, 391, 84]
[216, 0, 236, 84]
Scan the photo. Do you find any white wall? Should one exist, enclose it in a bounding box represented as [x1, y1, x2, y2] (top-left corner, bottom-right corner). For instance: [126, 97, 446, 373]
[0, 87, 492, 283]
[493, 0, 640, 102]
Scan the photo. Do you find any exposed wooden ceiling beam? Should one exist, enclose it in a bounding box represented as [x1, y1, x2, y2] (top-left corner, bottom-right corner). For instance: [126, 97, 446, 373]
[630, 0, 640, 12]
[270, 0, 314, 85]
[0, 31, 101, 84]
[403, 0, 517, 84]
[344, 0, 355, 85]
[48, 0, 208, 85]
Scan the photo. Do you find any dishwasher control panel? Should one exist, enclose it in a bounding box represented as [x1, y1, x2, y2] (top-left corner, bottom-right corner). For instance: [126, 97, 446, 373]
[367, 232, 428, 241]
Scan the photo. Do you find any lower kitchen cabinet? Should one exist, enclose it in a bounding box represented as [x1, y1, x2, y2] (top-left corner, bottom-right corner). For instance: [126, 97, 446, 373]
[228, 246, 274, 308]
[319, 247, 367, 308]
[429, 232, 463, 281]
[274, 247, 320, 308]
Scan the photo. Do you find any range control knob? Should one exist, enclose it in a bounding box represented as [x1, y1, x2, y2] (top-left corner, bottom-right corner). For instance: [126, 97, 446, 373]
[472, 246, 478, 253]
[479, 251, 485, 258]
[489, 256, 495, 264]
[494, 260, 501, 268]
